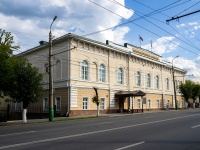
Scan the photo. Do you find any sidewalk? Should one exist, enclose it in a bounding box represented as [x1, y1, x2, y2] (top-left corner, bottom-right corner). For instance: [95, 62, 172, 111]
[0, 110, 166, 126]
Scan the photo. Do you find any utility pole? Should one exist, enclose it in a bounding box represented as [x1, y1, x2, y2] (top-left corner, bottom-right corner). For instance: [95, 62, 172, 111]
[166, 10, 200, 23]
[49, 16, 57, 122]
[172, 55, 179, 110]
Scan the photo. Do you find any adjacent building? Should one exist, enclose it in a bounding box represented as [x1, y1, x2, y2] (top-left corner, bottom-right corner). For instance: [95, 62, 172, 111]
[18, 33, 186, 116]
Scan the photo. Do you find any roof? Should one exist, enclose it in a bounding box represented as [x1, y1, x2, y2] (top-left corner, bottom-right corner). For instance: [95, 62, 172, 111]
[115, 90, 146, 97]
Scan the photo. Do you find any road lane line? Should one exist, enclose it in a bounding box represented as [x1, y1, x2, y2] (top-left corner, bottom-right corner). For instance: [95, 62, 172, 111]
[114, 141, 145, 150]
[0, 131, 36, 137]
[191, 124, 200, 128]
[0, 113, 199, 149]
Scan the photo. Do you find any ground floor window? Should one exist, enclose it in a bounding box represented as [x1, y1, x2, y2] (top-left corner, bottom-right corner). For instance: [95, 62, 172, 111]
[43, 98, 48, 110]
[148, 99, 151, 108]
[83, 97, 88, 110]
[182, 100, 184, 108]
[100, 98, 105, 110]
[167, 100, 170, 108]
[157, 100, 160, 108]
[138, 99, 141, 109]
[55, 97, 61, 111]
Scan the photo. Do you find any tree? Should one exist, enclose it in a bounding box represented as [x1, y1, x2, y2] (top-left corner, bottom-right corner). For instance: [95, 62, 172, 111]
[0, 29, 20, 97]
[0, 29, 43, 123]
[92, 87, 100, 117]
[179, 80, 194, 103]
[8, 58, 43, 123]
[191, 84, 200, 103]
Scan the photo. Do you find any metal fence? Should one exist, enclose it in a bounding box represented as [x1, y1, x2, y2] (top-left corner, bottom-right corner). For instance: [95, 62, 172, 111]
[0, 104, 68, 122]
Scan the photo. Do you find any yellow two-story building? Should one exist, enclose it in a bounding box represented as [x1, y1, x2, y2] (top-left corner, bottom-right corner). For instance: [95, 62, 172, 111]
[18, 33, 186, 116]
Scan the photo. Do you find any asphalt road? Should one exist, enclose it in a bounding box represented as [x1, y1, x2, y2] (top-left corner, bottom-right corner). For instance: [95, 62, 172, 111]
[0, 109, 200, 150]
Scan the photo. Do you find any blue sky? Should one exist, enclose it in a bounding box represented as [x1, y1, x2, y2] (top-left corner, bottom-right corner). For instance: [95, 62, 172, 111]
[0, 0, 200, 81]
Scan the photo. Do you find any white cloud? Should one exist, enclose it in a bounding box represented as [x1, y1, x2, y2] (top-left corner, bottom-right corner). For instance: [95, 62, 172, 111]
[142, 36, 179, 55]
[176, 23, 185, 28]
[188, 22, 198, 26]
[165, 56, 200, 82]
[0, 0, 134, 52]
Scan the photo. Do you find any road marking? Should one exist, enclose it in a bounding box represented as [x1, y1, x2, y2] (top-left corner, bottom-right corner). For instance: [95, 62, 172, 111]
[0, 113, 199, 149]
[0, 131, 36, 137]
[191, 124, 200, 128]
[114, 141, 145, 150]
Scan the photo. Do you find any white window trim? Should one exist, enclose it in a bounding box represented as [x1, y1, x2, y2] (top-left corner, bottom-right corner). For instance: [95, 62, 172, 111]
[43, 97, 48, 110]
[100, 97, 106, 110]
[82, 97, 89, 110]
[55, 96, 61, 111]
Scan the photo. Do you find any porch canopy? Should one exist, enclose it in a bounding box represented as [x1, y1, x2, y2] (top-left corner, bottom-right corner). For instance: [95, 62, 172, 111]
[115, 90, 146, 98]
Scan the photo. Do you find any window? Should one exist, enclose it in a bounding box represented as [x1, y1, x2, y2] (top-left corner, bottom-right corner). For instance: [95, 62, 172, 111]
[55, 60, 61, 80]
[99, 64, 105, 82]
[147, 73, 151, 88]
[167, 100, 170, 108]
[83, 97, 88, 110]
[100, 98, 105, 110]
[81, 60, 88, 80]
[175, 80, 178, 90]
[55, 97, 61, 111]
[136, 71, 141, 86]
[148, 99, 151, 108]
[43, 98, 48, 110]
[156, 75, 159, 89]
[118, 68, 123, 84]
[166, 78, 169, 90]
[138, 99, 141, 109]
[15, 102, 22, 111]
[157, 100, 160, 108]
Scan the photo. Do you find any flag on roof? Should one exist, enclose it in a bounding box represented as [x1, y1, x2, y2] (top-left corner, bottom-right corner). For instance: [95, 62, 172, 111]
[139, 35, 143, 41]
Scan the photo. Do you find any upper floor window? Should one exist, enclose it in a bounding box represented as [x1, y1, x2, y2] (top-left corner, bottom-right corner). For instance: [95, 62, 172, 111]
[166, 78, 169, 90]
[81, 60, 88, 80]
[147, 73, 151, 88]
[156, 75, 159, 89]
[99, 64, 105, 82]
[118, 68, 123, 84]
[136, 71, 141, 86]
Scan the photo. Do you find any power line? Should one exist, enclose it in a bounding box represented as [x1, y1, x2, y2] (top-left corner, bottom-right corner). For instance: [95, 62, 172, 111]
[89, 0, 199, 56]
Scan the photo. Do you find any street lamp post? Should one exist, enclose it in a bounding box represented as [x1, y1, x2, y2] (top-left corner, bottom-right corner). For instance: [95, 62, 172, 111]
[172, 55, 179, 110]
[49, 16, 57, 122]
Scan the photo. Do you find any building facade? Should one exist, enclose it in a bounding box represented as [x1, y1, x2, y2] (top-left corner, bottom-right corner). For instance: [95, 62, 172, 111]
[19, 33, 186, 116]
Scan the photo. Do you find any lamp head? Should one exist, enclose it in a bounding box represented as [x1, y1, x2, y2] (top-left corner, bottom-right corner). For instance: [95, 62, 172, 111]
[53, 16, 57, 21]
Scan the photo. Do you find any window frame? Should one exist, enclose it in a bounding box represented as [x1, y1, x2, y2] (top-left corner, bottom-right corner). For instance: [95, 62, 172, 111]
[136, 71, 141, 86]
[43, 97, 49, 110]
[82, 97, 88, 110]
[147, 73, 151, 88]
[81, 60, 89, 80]
[55, 96, 61, 111]
[99, 64, 106, 82]
[118, 68, 123, 84]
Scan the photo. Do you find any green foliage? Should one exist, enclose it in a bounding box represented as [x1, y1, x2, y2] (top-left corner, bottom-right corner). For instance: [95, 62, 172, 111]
[0, 29, 43, 108]
[0, 29, 20, 97]
[179, 80, 200, 102]
[8, 58, 43, 108]
[92, 95, 100, 106]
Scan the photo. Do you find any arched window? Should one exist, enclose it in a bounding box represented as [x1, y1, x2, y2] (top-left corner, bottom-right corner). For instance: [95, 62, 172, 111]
[81, 60, 88, 80]
[166, 78, 169, 90]
[99, 64, 105, 82]
[147, 73, 151, 88]
[118, 68, 123, 84]
[156, 75, 159, 89]
[136, 71, 141, 86]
